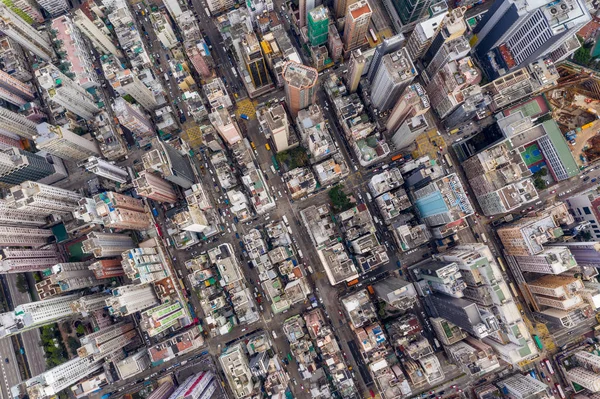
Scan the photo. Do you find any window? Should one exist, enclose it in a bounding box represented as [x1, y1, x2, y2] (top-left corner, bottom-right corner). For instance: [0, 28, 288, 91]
[584, 207, 592, 215]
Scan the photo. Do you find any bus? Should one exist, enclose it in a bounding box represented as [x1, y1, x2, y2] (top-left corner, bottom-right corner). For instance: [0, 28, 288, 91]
[204, 7, 210, 17]
[369, 29, 378, 42]
[555, 384, 565, 399]
[444, 153, 453, 168]
[533, 335, 543, 350]
[497, 256, 506, 272]
[231, 67, 238, 77]
[509, 282, 519, 298]
[545, 359, 555, 375]
[347, 278, 359, 287]
[391, 154, 403, 162]
[271, 155, 279, 170]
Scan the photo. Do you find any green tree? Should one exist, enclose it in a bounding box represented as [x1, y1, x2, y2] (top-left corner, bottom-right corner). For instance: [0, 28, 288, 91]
[533, 177, 546, 190]
[329, 184, 353, 211]
[76, 324, 85, 336]
[574, 46, 592, 66]
[15, 274, 28, 294]
[67, 337, 80, 352]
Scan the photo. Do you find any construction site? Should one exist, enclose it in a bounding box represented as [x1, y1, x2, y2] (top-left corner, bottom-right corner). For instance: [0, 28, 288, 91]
[546, 61, 600, 166]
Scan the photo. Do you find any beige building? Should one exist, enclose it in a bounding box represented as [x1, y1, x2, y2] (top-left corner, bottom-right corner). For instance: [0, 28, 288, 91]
[134, 171, 177, 203]
[343, 0, 372, 53]
[94, 191, 151, 230]
[283, 61, 318, 117]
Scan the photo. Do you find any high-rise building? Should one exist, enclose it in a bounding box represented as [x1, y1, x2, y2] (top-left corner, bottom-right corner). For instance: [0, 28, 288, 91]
[78, 322, 137, 361]
[69, 293, 109, 315]
[343, 0, 372, 53]
[0, 247, 61, 273]
[80, 157, 129, 184]
[0, 36, 33, 82]
[422, 36, 470, 83]
[0, 107, 38, 140]
[0, 4, 54, 60]
[94, 191, 151, 230]
[121, 246, 167, 284]
[0, 226, 52, 247]
[147, 382, 175, 399]
[168, 371, 218, 399]
[496, 374, 548, 399]
[241, 32, 270, 89]
[36, 65, 99, 120]
[35, 123, 101, 162]
[36, 262, 99, 299]
[0, 148, 56, 187]
[386, 83, 429, 133]
[105, 284, 159, 317]
[0, 199, 48, 226]
[0, 69, 34, 101]
[205, 0, 235, 15]
[283, 61, 318, 117]
[162, 0, 182, 19]
[333, 0, 355, 19]
[81, 232, 135, 258]
[472, 0, 591, 79]
[308, 6, 329, 47]
[73, 9, 123, 58]
[366, 33, 404, 81]
[219, 343, 255, 399]
[405, 13, 447, 60]
[370, 48, 417, 111]
[142, 138, 196, 189]
[554, 242, 600, 268]
[9, 0, 43, 23]
[208, 107, 242, 146]
[430, 317, 467, 345]
[8, 181, 82, 215]
[112, 97, 154, 138]
[106, 69, 158, 111]
[134, 171, 177, 203]
[257, 104, 292, 153]
[88, 258, 124, 279]
[22, 357, 102, 399]
[0, 293, 80, 338]
[36, 0, 68, 16]
[420, 7, 467, 67]
[298, 0, 316, 27]
[51, 15, 99, 89]
[347, 49, 366, 93]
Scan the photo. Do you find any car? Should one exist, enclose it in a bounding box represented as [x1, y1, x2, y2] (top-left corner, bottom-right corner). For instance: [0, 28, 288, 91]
[547, 377, 551, 382]
[241, 328, 246, 332]
[239, 241, 244, 248]
[593, 178, 598, 183]
[4, 358, 7, 363]
[584, 176, 590, 181]
[551, 190, 556, 194]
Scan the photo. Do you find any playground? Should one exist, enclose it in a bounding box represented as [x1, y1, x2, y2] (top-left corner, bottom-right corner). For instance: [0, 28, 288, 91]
[504, 95, 549, 119]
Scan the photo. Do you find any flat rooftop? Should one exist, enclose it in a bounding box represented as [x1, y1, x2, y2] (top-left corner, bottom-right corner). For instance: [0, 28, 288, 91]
[283, 61, 318, 89]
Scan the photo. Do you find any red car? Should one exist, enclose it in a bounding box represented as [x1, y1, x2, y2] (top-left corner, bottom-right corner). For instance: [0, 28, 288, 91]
[369, 390, 375, 398]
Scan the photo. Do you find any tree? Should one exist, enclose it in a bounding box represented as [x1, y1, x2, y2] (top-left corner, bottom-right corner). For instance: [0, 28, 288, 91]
[574, 45, 592, 66]
[76, 324, 85, 336]
[67, 337, 80, 352]
[533, 177, 546, 190]
[16, 274, 28, 294]
[329, 184, 353, 211]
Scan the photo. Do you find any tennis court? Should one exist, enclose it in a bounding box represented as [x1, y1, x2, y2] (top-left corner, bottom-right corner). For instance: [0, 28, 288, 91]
[505, 95, 549, 118]
[521, 144, 543, 166]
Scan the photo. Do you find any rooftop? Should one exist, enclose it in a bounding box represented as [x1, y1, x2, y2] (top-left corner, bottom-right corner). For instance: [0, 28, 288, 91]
[283, 61, 318, 89]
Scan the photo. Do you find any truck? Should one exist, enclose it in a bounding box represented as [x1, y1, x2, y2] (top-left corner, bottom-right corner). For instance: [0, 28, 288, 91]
[282, 215, 289, 226]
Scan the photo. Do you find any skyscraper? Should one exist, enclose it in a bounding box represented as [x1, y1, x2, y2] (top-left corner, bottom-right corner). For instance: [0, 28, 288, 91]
[308, 6, 329, 47]
[35, 0, 69, 16]
[370, 48, 417, 111]
[73, 9, 123, 58]
[169, 371, 218, 399]
[0, 148, 56, 187]
[386, 83, 430, 133]
[405, 13, 447, 60]
[257, 104, 292, 153]
[0, 4, 54, 60]
[36, 65, 100, 120]
[77, 322, 137, 361]
[283, 61, 318, 117]
[94, 191, 151, 230]
[22, 357, 103, 399]
[106, 68, 158, 111]
[142, 138, 196, 189]
[105, 284, 159, 317]
[241, 33, 270, 89]
[112, 97, 155, 138]
[0, 199, 48, 226]
[420, 7, 467, 67]
[208, 107, 242, 146]
[88, 258, 125, 279]
[134, 171, 178, 203]
[0, 247, 62, 273]
[80, 157, 129, 184]
[8, 181, 82, 218]
[0, 69, 34, 100]
[472, 0, 591, 79]
[343, 0, 372, 53]
[35, 123, 101, 162]
[35, 262, 98, 299]
[366, 33, 405, 81]
[347, 50, 366, 93]
[81, 232, 135, 258]
[0, 107, 38, 140]
[0, 293, 80, 338]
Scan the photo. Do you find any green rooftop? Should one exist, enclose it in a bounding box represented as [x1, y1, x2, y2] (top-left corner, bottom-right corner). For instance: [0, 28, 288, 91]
[542, 120, 579, 178]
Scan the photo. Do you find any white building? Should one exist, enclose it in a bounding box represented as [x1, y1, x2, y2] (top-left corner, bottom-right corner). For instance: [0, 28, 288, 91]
[80, 156, 129, 184]
[36, 0, 69, 16]
[258, 104, 293, 153]
[8, 181, 82, 215]
[81, 232, 135, 258]
[0, 107, 38, 140]
[0, 247, 61, 273]
[36, 65, 99, 120]
[206, 0, 235, 15]
[0, 199, 47, 226]
[73, 9, 123, 57]
[0, 3, 54, 60]
[112, 97, 155, 137]
[369, 48, 416, 111]
[0, 293, 80, 338]
[219, 343, 255, 399]
[23, 357, 103, 399]
[496, 374, 548, 399]
[105, 284, 159, 317]
[35, 123, 100, 162]
[78, 322, 137, 361]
